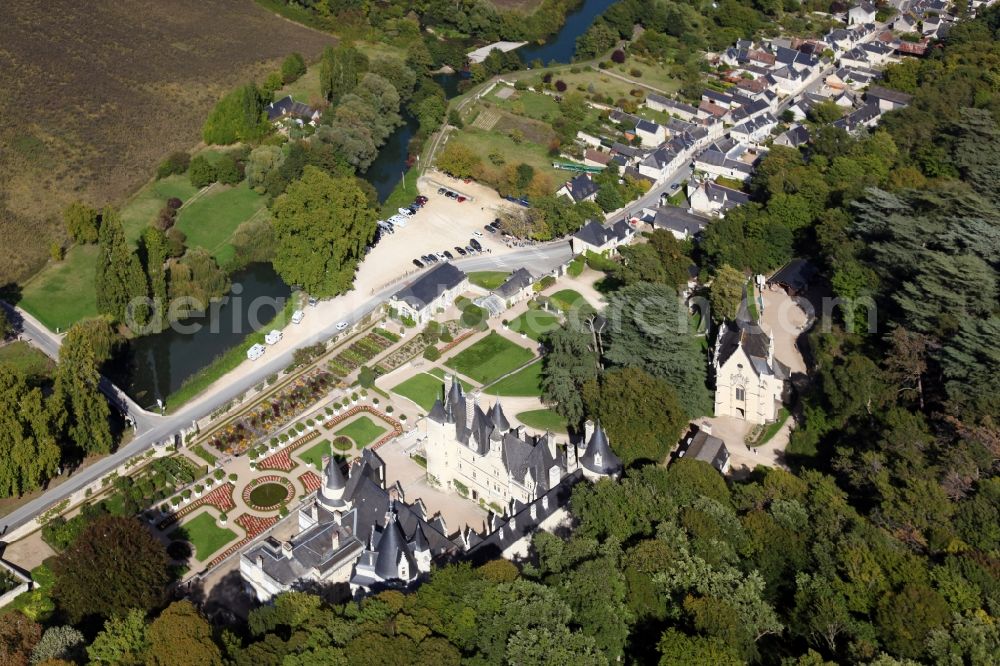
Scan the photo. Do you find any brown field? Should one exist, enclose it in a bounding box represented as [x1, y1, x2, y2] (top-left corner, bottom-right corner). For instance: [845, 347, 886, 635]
[0, 0, 335, 286]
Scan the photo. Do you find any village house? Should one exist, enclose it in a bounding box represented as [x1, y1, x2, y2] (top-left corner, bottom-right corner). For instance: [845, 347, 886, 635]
[389, 262, 468, 325]
[557, 173, 599, 203]
[848, 1, 878, 25]
[642, 205, 708, 240]
[490, 268, 536, 308]
[729, 113, 778, 144]
[865, 85, 914, 112]
[570, 218, 635, 256]
[583, 149, 612, 168]
[644, 93, 698, 121]
[635, 118, 666, 148]
[688, 180, 751, 217]
[267, 96, 321, 125]
[774, 124, 811, 148]
[682, 424, 731, 474]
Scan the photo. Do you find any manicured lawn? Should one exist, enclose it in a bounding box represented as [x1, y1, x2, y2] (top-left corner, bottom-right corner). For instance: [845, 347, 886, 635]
[169, 512, 236, 561]
[0, 341, 55, 379]
[515, 408, 568, 433]
[335, 416, 387, 448]
[507, 309, 560, 342]
[549, 289, 589, 313]
[248, 482, 288, 508]
[392, 372, 447, 411]
[120, 175, 199, 242]
[175, 181, 266, 266]
[468, 271, 510, 290]
[445, 332, 534, 384]
[485, 360, 542, 397]
[299, 439, 333, 470]
[449, 127, 561, 184]
[19, 244, 99, 332]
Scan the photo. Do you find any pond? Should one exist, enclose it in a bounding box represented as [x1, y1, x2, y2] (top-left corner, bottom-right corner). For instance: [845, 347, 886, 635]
[113, 263, 291, 408]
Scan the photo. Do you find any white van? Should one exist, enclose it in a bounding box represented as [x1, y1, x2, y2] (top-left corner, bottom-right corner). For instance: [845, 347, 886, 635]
[247, 343, 265, 361]
[291, 309, 304, 324]
[265, 329, 282, 345]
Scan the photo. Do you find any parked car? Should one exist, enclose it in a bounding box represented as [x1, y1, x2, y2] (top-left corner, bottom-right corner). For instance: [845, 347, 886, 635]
[446, 191, 458, 199]
[437, 187, 446, 194]
[465, 245, 477, 254]
[336, 321, 349, 331]
[473, 230, 483, 237]
[398, 207, 413, 216]
[454, 246, 467, 256]
[670, 183, 680, 190]
[308, 297, 318, 308]
[412, 259, 424, 268]
[443, 250, 454, 260]
[470, 238, 482, 250]
[456, 196, 466, 203]
[485, 224, 496, 233]
[416, 195, 428, 204]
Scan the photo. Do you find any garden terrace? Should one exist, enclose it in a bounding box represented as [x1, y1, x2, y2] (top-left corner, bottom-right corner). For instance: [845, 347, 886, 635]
[255, 429, 321, 472]
[242, 476, 295, 511]
[157, 482, 236, 530]
[207, 513, 279, 568]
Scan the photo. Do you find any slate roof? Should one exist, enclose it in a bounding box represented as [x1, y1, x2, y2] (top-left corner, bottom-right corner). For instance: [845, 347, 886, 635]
[562, 173, 599, 202]
[493, 267, 534, 299]
[391, 263, 467, 311]
[775, 124, 811, 148]
[650, 206, 708, 237]
[579, 423, 623, 476]
[267, 95, 316, 122]
[866, 85, 914, 106]
[767, 258, 818, 292]
[646, 94, 698, 116]
[636, 118, 661, 134]
[573, 219, 633, 249]
[686, 429, 730, 472]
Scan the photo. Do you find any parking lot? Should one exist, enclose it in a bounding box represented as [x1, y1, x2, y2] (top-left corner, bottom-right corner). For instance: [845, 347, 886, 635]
[362, 174, 516, 280]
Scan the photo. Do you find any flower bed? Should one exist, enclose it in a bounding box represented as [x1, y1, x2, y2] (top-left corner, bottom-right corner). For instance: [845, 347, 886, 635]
[298, 471, 322, 493]
[208, 370, 335, 455]
[207, 513, 279, 568]
[256, 429, 320, 471]
[157, 483, 236, 530]
[242, 476, 294, 511]
[439, 329, 477, 355]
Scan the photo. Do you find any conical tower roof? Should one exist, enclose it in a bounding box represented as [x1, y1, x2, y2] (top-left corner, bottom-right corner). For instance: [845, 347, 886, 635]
[489, 401, 510, 432]
[374, 510, 417, 580]
[448, 374, 464, 405]
[579, 421, 623, 476]
[319, 452, 348, 509]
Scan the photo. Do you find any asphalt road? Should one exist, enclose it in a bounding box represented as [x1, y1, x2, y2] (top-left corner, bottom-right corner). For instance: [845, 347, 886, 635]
[0, 241, 574, 533]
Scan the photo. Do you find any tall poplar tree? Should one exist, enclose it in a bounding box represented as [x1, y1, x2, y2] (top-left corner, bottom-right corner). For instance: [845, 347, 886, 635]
[95, 209, 148, 326]
[0, 367, 61, 497]
[53, 322, 113, 457]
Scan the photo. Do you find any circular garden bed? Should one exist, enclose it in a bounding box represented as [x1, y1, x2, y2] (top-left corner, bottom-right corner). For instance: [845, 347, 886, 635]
[243, 477, 294, 511]
[332, 436, 353, 452]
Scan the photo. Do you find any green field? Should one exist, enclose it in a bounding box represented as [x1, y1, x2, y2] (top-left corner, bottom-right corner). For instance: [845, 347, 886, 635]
[485, 360, 542, 397]
[488, 87, 561, 121]
[0, 341, 55, 379]
[516, 408, 568, 433]
[20, 174, 200, 331]
[335, 416, 387, 448]
[169, 511, 236, 561]
[549, 289, 590, 313]
[176, 181, 266, 266]
[299, 439, 332, 469]
[507, 309, 560, 341]
[450, 126, 562, 184]
[468, 271, 510, 290]
[445, 332, 534, 384]
[392, 372, 447, 411]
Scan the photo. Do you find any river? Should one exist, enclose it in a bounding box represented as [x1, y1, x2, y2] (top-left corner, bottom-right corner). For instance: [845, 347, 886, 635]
[117, 0, 611, 406]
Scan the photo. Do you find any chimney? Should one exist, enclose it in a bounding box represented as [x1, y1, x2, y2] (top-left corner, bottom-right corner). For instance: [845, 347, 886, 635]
[256, 555, 264, 568]
[584, 419, 595, 443]
[281, 541, 293, 559]
[701, 421, 713, 436]
[331, 529, 341, 550]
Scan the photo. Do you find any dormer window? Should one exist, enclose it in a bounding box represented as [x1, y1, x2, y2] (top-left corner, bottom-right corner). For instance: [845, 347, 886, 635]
[594, 452, 602, 467]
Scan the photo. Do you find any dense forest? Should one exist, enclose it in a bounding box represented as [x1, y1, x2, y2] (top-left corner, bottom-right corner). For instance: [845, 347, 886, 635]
[2, 3, 999, 665]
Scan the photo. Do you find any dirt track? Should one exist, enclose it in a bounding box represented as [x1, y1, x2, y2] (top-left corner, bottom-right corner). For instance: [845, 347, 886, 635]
[0, 0, 335, 284]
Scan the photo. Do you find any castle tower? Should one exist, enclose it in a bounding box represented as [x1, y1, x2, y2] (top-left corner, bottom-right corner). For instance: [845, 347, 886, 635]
[318, 449, 350, 511]
[578, 421, 623, 481]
